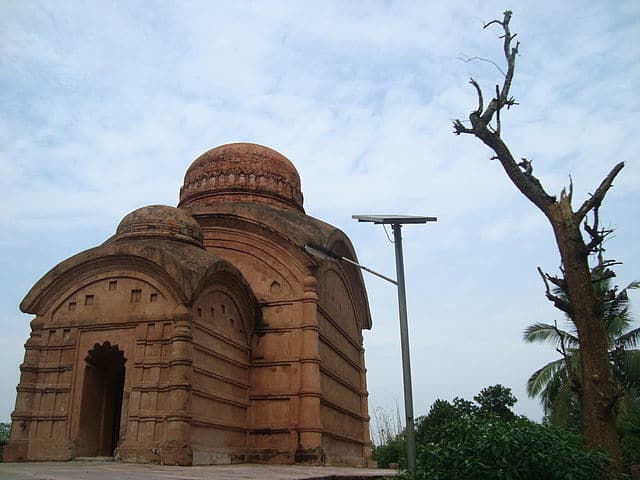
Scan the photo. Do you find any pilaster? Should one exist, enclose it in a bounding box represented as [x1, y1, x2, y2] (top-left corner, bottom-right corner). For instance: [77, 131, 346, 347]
[360, 349, 375, 467]
[4, 316, 45, 462]
[295, 274, 324, 464]
[161, 304, 193, 465]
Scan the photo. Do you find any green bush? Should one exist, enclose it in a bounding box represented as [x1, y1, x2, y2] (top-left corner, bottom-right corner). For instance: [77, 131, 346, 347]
[0, 422, 9, 463]
[386, 386, 616, 479]
[416, 397, 477, 445]
[372, 435, 405, 468]
[618, 398, 640, 468]
[0, 422, 10, 447]
[411, 416, 612, 480]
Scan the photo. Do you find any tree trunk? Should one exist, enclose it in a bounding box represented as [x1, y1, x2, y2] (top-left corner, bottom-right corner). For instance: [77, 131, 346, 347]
[547, 203, 621, 473]
[452, 12, 627, 473]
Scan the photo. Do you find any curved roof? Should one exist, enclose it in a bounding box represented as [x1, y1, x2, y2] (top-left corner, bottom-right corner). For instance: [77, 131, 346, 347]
[179, 143, 304, 212]
[183, 201, 373, 329]
[116, 204, 204, 247]
[21, 237, 253, 316]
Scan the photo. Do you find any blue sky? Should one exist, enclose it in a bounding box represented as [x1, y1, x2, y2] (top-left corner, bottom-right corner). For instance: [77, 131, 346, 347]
[2, 1, 639, 435]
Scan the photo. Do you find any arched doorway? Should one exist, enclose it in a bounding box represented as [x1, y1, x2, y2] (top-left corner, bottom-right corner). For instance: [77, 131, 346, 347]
[76, 341, 126, 457]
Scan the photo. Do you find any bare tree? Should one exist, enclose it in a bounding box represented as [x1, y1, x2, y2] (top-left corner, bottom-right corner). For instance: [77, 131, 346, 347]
[453, 10, 625, 473]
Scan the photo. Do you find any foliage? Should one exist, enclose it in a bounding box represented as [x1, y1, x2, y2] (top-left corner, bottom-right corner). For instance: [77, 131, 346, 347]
[370, 403, 405, 467]
[372, 434, 405, 469]
[618, 397, 640, 468]
[0, 422, 10, 463]
[378, 385, 617, 478]
[406, 386, 614, 479]
[416, 397, 476, 445]
[409, 416, 612, 480]
[524, 277, 640, 427]
[416, 384, 516, 446]
[474, 384, 517, 420]
[0, 423, 9, 446]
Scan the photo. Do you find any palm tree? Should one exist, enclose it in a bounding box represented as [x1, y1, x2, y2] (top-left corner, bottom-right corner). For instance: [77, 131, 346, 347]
[524, 277, 640, 427]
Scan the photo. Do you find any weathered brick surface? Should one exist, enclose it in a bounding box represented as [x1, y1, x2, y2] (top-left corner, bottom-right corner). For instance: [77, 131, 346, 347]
[6, 143, 373, 468]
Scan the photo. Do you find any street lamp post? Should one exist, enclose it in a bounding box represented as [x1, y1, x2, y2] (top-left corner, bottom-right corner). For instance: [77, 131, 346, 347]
[352, 214, 436, 474]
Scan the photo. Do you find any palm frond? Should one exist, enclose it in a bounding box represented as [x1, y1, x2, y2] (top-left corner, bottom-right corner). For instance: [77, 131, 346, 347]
[624, 280, 640, 291]
[540, 366, 570, 416]
[617, 327, 640, 349]
[623, 349, 640, 392]
[525, 273, 639, 418]
[606, 281, 639, 333]
[548, 380, 576, 427]
[523, 323, 558, 342]
[523, 322, 579, 347]
[527, 358, 566, 398]
[606, 314, 631, 343]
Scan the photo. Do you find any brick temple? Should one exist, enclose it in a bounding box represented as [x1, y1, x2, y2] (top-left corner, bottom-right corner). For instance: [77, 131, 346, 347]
[5, 143, 374, 467]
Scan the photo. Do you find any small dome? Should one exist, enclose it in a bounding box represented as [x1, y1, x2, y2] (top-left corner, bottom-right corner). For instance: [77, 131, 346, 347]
[179, 143, 304, 212]
[115, 205, 203, 247]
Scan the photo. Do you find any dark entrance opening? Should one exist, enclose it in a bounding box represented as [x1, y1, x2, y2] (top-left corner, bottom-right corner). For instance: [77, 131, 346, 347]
[76, 341, 126, 457]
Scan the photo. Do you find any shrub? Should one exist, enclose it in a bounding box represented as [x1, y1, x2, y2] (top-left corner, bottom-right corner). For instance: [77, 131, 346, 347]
[618, 398, 640, 469]
[372, 435, 405, 468]
[0, 422, 9, 463]
[0, 423, 9, 447]
[411, 416, 612, 480]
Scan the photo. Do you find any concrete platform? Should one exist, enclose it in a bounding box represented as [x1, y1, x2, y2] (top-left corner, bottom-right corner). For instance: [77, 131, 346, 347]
[0, 462, 398, 480]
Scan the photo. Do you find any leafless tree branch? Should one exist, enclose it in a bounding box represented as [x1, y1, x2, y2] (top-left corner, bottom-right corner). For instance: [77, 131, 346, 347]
[583, 204, 616, 255]
[495, 85, 501, 136]
[452, 119, 473, 135]
[591, 269, 617, 285]
[546, 273, 567, 291]
[458, 54, 506, 76]
[470, 78, 483, 115]
[518, 158, 533, 175]
[552, 320, 582, 392]
[452, 10, 555, 213]
[538, 267, 571, 315]
[576, 162, 625, 221]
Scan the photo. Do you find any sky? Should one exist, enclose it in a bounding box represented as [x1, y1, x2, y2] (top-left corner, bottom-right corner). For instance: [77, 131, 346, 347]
[1, 0, 639, 437]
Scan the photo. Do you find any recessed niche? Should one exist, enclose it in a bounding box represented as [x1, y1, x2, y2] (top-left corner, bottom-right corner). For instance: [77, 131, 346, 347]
[108, 281, 117, 291]
[130, 289, 142, 302]
[270, 280, 282, 295]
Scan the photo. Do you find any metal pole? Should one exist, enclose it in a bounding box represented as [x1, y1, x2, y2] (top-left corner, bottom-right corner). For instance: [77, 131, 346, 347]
[392, 223, 416, 473]
[339, 255, 398, 285]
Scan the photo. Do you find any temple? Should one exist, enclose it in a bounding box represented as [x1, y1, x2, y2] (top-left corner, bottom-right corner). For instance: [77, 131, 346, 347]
[5, 143, 374, 466]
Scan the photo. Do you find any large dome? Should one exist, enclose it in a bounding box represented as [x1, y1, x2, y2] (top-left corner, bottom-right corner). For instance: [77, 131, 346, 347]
[115, 205, 204, 247]
[178, 143, 304, 212]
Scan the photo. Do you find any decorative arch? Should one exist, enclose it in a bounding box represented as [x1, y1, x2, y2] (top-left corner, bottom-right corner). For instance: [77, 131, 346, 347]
[325, 235, 372, 331]
[22, 254, 193, 318]
[316, 265, 360, 339]
[76, 341, 127, 457]
[191, 208, 326, 300]
[49, 272, 174, 326]
[188, 268, 258, 463]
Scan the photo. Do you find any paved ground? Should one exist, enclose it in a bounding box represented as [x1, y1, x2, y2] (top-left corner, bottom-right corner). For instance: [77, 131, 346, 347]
[0, 462, 398, 480]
